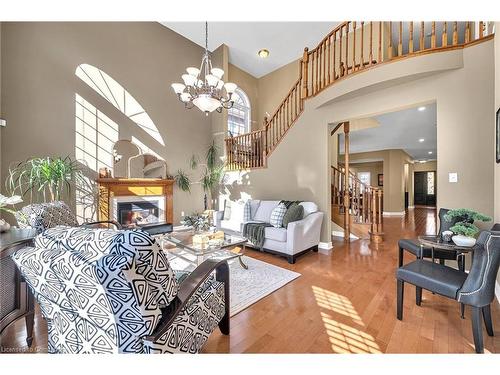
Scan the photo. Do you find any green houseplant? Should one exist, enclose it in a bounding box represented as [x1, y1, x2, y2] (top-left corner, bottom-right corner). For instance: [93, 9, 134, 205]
[444, 208, 491, 247]
[174, 142, 225, 210]
[6, 156, 84, 203]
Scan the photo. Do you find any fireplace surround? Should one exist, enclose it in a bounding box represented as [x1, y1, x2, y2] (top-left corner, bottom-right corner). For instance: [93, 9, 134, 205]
[97, 178, 174, 227]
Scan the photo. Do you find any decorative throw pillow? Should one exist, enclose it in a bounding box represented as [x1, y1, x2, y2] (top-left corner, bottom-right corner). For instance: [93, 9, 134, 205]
[243, 200, 252, 222]
[270, 203, 287, 228]
[223, 200, 231, 220]
[282, 204, 304, 228]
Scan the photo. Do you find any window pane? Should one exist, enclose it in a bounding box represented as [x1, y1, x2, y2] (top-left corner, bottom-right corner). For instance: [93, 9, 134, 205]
[227, 89, 250, 136]
[427, 172, 435, 195]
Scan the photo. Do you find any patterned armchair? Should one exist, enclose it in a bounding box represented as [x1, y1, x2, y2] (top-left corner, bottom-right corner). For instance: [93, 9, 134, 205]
[11, 226, 229, 353]
[15, 201, 121, 233]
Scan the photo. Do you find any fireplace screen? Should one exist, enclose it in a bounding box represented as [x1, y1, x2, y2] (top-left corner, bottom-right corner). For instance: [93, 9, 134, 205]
[117, 201, 160, 227]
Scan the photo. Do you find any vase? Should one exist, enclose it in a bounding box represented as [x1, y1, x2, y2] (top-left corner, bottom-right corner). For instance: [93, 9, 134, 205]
[452, 235, 476, 247]
[0, 219, 11, 233]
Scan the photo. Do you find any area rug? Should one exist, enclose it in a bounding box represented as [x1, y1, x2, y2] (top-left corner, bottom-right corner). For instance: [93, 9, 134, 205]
[169, 254, 301, 316]
[226, 256, 301, 316]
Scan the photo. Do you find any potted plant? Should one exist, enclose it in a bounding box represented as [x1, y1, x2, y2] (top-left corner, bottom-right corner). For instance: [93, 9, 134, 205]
[444, 208, 491, 247]
[6, 156, 83, 203]
[174, 142, 226, 210]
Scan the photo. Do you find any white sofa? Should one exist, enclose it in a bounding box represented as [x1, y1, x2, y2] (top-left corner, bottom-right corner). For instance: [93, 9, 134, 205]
[214, 200, 324, 264]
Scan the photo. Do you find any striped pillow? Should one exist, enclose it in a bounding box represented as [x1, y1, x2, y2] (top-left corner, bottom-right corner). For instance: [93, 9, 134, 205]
[270, 203, 287, 228]
[243, 200, 252, 222]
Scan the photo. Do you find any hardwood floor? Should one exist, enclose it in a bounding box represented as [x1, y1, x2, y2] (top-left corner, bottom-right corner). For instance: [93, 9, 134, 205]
[1, 208, 499, 353]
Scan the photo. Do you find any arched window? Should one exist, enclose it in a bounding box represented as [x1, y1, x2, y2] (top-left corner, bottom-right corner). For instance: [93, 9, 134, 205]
[228, 88, 251, 136]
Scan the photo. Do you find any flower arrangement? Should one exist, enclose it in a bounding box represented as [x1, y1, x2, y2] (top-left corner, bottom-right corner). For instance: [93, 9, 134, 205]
[181, 213, 211, 232]
[444, 208, 491, 238]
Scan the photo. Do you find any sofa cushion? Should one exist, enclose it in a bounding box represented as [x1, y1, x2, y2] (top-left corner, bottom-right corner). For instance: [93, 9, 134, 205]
[243, 200, 252, 222]
[220, 219, 242, 233]
[223, 200, 231, 220]
[253, 200, 280, 223]
[270, 203, 287, 228]
[283, 204, 304, 228]
[265, 226, 287, 242]
[249, 200, 261, 219]
[300, 202, 318, 217]
[34, 226, 179, 308]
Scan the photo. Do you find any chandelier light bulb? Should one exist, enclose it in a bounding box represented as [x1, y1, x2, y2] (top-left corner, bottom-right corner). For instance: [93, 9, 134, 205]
[182, 73, 196, 86]
[224, 82, 237, 94]
[171, 83, 185, 94]
[211, 68, 224, 79]
[186, 67, 200, 77]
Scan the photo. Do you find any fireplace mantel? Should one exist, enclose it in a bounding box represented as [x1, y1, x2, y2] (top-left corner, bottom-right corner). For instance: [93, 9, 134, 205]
[97, 178, 174, 224]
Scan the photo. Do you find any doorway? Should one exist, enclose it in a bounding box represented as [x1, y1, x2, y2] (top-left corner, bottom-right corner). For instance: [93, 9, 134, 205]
[414, 171, 436, 206]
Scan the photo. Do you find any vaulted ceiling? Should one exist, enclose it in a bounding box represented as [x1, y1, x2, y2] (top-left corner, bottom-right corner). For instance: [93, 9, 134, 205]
[161, 22, 339, 78]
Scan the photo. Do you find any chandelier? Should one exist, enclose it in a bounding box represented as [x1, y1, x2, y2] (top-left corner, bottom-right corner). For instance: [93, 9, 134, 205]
[171, 22, 237, 115]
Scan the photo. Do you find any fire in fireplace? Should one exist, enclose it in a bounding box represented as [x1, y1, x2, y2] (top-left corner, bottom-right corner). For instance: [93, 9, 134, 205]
[117, 200, 161, 227]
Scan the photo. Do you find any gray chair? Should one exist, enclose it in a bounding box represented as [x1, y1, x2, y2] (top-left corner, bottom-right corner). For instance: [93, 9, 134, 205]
[396, 231, 500, 353]
[398, 208, 463, 269]
[15, 201, 121, 233]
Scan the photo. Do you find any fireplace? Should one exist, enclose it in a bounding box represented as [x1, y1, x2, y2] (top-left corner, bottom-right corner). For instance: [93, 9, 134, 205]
[97, 178, 174, 226]
[112, 196, 165, 227]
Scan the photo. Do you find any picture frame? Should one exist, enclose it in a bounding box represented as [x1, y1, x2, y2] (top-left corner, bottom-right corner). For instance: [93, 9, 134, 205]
[496, 107, 500, 163]
[378, 174, 383, 186]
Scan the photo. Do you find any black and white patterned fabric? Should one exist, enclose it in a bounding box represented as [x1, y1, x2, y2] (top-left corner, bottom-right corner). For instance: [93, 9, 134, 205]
[243, 200, 252, 222]
[15, 201, 78, 234]
[12, 226, 226, 354]
[269, 203, 287, 228]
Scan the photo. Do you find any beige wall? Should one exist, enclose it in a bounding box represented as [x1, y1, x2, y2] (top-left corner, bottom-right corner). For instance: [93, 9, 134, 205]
[0, 22, 213, 224]
[339, 149, 412, 213]
[228, 63, 259, 130]
[224, 41, 495, 242]
[349, 161, 383, 187]
[413, 160, 437, 172]
[257, 59, 300, 128]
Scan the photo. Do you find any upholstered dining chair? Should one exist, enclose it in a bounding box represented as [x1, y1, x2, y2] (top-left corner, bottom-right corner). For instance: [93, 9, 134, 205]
[398, 208, 463, 269]
[396, 231, 500, 353]
[15, 201, 121, 233]
[11, 226, 230, 353]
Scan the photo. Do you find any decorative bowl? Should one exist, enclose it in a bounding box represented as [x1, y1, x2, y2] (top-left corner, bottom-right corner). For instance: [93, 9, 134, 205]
[452, 235, 476, 247]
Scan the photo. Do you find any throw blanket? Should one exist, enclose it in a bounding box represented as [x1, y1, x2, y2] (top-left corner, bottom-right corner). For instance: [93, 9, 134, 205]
[243, 222, 272, 250]
[279, 200, 302, 209]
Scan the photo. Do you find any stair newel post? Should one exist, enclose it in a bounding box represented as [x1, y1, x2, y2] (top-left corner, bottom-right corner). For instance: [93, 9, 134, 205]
[343, 121, 350, 241]
[302, 48, 309, 99]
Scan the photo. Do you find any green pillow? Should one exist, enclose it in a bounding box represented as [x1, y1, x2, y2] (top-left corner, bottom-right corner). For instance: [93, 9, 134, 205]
[282, 204, 304, 228]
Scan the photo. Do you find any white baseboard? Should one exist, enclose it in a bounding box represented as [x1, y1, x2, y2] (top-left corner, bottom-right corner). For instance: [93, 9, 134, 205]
[318, 242, 333, 252]
[496, 280, 500, 305]
[331, 230, 359, 240]
[383, 211, 406, 217]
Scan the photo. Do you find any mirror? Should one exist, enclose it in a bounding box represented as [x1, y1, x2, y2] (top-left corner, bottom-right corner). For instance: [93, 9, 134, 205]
[112, 140, 167, 179]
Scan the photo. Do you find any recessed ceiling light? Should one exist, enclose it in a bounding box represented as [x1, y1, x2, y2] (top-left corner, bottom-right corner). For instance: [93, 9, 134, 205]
[258, 49, 269, 58]
[428, 151, 433, 154]
[418, 106, 426, 111]
[419, 160, 427, 163]
[419, 138, 425, 143]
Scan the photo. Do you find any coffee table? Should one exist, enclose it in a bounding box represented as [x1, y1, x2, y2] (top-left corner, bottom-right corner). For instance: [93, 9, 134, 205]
[158, 230, 249, 271]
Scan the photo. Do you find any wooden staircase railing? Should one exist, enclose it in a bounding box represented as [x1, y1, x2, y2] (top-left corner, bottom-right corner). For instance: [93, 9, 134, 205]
[331, 165, 383, 241]
[225, 21, 494, 171]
